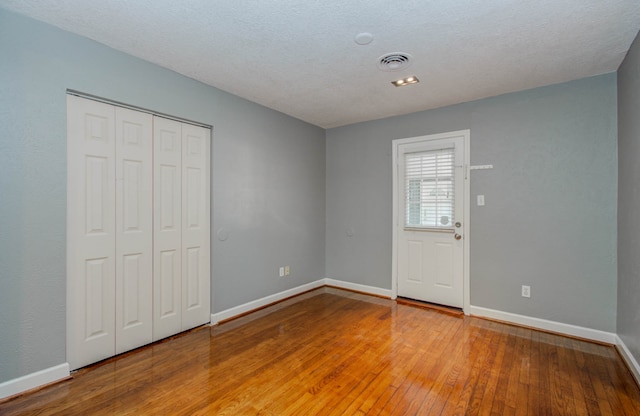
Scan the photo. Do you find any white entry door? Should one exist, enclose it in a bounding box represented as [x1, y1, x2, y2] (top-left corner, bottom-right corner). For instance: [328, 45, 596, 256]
[395, 131, 468, 308]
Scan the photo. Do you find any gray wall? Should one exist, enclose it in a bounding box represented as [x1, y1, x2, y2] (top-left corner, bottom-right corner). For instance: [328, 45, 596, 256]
[0, 9, 325, 384]
[617, 31, 640, 364]
[326, 74, 618, 332]
[0, 4, 627, 389]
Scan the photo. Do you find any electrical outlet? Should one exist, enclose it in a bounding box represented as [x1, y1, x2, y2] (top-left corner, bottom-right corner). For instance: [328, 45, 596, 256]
[279, 267, 285, 277]
[285, 266, 290, 276]
[521, 285, 531, 298]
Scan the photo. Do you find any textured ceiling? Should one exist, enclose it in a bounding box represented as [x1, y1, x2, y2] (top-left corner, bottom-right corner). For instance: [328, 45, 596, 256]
[1, 0, 639, 128]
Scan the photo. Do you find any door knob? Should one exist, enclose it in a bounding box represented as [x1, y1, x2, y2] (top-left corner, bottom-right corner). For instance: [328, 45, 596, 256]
[454, 233, 462, 240]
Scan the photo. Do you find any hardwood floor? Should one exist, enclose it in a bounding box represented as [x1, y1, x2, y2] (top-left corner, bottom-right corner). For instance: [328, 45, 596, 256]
[2, 287, 639, 415]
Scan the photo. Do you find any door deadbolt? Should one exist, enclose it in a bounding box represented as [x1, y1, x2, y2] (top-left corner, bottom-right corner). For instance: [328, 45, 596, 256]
[455, 222, 462, 228]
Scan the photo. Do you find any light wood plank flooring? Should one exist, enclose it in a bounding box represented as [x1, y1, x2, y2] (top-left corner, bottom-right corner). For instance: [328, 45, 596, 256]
[2, 287, 639, 415]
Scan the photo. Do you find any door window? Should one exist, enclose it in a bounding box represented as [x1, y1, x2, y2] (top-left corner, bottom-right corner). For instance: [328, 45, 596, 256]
[404, 147, 455, 228]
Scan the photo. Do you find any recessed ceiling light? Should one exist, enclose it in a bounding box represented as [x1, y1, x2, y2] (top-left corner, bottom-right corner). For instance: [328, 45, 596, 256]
[392, 76, 420, 87]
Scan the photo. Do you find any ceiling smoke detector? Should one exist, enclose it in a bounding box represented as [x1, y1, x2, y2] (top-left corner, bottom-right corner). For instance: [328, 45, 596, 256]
[377, 53, 413, 71]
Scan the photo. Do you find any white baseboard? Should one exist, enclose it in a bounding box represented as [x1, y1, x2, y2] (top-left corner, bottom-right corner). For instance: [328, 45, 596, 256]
[469, 305, 617, 344]
[210, 278, 393, 325]
[0, 363, 70, 400]
[324, 278, 393, 298]
[616, 335, 640, 385]
[210, 279, 326, 324]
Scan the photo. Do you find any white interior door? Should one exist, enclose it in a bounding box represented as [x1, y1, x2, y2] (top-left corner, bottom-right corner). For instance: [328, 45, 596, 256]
[115, 107, 153, 354]
[153, 118, 211, 338]
[181, 124, 211, 330]
[69, 96, 211, 367]
[67, 95, 116, 370]
[396, 132, 466, 308]
[153, 117, 183, 341]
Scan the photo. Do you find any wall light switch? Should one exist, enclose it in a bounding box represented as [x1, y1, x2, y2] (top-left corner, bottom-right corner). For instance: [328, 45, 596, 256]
[477, 195, 485, 206]
[279, 267, 285, 277]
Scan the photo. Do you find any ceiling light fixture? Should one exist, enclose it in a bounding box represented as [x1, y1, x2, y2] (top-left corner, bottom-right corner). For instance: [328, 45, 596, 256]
[392, 76, 419, 87]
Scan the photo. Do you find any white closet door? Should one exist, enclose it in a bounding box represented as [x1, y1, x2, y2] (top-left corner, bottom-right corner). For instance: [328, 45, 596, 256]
[181, 124, 211, 330]
[115, 107, 153, 354]
[68, 97, 211, 366]
[153, 117, 183, 340]
[67, 95, 116, 370]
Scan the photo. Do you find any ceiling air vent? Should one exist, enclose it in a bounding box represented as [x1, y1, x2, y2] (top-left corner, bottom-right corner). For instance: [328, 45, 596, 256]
[377, 53, 413, 71]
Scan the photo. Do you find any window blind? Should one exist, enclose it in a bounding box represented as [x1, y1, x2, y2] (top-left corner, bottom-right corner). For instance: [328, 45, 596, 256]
[405, 147, 455, 228]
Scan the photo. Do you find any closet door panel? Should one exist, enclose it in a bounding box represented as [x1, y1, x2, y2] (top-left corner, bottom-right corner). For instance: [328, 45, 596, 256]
[153, 117, 183, 341]
[181, 124, 211, 330]
[115, 107, 153, 354]
[67, 95, 116, 370]
[69, 97, 211, 368]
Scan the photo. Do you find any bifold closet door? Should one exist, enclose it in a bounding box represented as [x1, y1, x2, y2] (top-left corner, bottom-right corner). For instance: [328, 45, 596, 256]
[153, 117, 183, 340]
[114, 107, 153, 355]
[180, 123, 211, 330]
[67, 96, 153, 370]
[153, 117, 210, 341]
[68, 96, 210, 369]
[67, 96, 117, 370]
